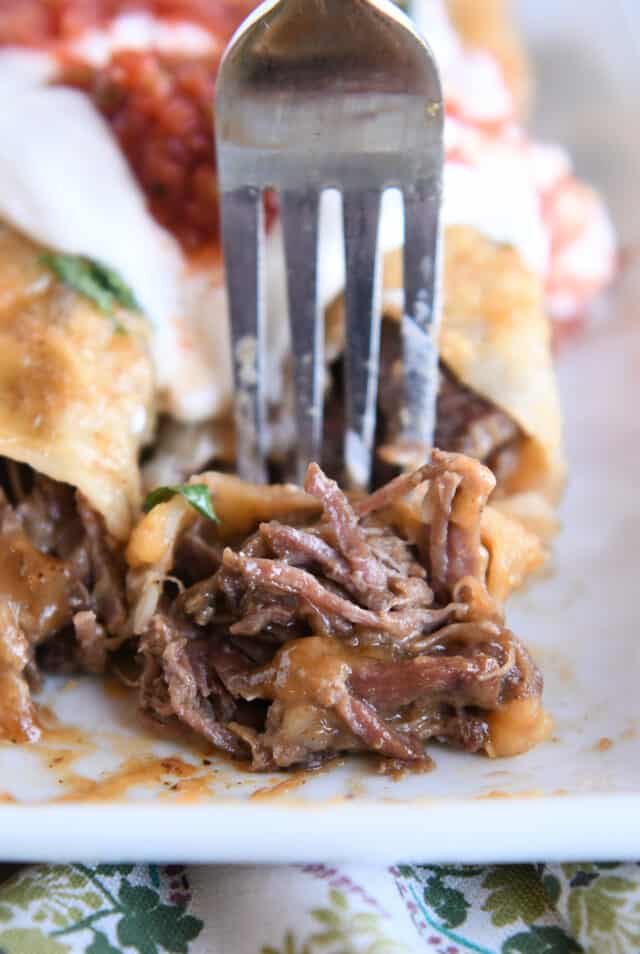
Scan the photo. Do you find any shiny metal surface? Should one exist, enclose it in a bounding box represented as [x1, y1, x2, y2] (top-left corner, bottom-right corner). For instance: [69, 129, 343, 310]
[216, 0, 443, 486]
[343, 187, 383, 489]
[219, 187, 268, 485]
[280, 187, 323, 487]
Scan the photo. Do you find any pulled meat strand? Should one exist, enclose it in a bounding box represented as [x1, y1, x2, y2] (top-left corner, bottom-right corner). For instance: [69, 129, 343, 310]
[222, 550, 393, 633]
[422, 450, 496, 595]
[77, 495, 128, 636]
[334, 694, 425, 762]
[260, 522, 352, 589]
[139, 615, 244, 757]
[134, 455, 546, 771]
[304, 464, 388, 596]
[354, 461, 437, 517]
[349, 652, 510, 712]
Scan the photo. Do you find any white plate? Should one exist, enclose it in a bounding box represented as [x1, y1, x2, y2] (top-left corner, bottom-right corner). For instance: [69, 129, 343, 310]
[1, 1, 639, 863]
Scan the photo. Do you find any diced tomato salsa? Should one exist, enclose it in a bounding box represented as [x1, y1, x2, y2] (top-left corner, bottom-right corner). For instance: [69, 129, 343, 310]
[63, 51, 223, 251]
[1, 0, 259, 252]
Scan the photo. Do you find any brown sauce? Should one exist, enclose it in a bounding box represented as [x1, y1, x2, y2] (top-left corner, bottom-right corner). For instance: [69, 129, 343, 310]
[0, 527, 74, 642]
[54, 754, 203, 802]
[0, 704, 217, 803]
[250, 773, 311, 801]
[250, 756, 347, 800]
[158, 773, 216, 802]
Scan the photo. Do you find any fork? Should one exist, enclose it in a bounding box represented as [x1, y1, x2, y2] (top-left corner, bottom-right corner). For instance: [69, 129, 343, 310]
[216, 0, 444, 488]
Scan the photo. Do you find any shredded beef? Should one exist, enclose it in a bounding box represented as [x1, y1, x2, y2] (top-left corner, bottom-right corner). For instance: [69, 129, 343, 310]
[134, 452, 545, 771]
[435, 367, 520, 461]
[379, 320, 518, 462]
[0, 460, 128, 741]
[377, 318, 520, 464]
[138, 614, 245, 756]
[143, 317, 520, 489]
[317, 318, 520, 485]
[77, 495, 128, 634]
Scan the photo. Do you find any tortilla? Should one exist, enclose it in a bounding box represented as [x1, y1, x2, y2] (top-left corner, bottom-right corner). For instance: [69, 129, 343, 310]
[379, 225, 566, 539]
[0, 224, 155, 541]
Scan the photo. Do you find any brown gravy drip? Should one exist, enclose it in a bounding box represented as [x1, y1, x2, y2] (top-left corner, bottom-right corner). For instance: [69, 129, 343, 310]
[0, 703, 347, 803]
[0, 704, 209, 803]
[158, 773, 218, 803]
[0, 526, 75, 642]
[251, 773, 312, 801]
[54, 754, 204, 803]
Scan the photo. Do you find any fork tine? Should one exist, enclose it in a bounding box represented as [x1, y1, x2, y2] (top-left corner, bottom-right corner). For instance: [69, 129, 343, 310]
[342, 187, 383, 491]
[401, 178, 443, 455]
[280, 188, 323, 486]
[220, 186, 268, 484]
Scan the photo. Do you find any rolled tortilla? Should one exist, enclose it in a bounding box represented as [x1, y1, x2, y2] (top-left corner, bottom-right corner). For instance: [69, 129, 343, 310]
[379, 225, 566, 540]
[0, 224, 155, 541]
[0, 223, 155, 742]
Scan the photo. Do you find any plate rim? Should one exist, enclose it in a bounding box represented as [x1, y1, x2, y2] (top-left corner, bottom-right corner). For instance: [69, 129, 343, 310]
[0, 793, 637, 863]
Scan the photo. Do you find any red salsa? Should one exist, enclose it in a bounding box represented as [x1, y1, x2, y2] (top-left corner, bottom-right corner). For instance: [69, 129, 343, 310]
[1, 0, 261, 252]
[63, 51, 223, 251]
[0, 1, 255, 48]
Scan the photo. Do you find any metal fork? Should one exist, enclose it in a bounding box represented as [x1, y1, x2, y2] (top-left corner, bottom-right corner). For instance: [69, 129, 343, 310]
[216, 0, 443, 488]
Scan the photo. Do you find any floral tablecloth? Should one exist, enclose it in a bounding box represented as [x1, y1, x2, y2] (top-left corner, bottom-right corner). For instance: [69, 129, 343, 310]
[0, 861, 637, 953]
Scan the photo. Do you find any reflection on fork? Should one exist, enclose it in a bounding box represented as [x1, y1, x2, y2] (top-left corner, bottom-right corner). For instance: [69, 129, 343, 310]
[216, 0, 444, 488]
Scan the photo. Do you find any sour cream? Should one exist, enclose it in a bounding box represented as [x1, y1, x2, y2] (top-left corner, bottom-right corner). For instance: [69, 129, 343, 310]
[69, 11, 220, 65]
[0, 44, 287, 421]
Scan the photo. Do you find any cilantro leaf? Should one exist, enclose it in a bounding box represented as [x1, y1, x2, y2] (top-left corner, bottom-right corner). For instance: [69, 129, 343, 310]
[143, 484, 218, 522]
[90, 261, 139, 311]
[39, 252, 140, 330]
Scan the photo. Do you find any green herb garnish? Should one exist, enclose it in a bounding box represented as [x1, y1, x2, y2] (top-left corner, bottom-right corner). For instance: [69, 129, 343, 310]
[143, 484, 219, 522]
[39, 252, 140, 331]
